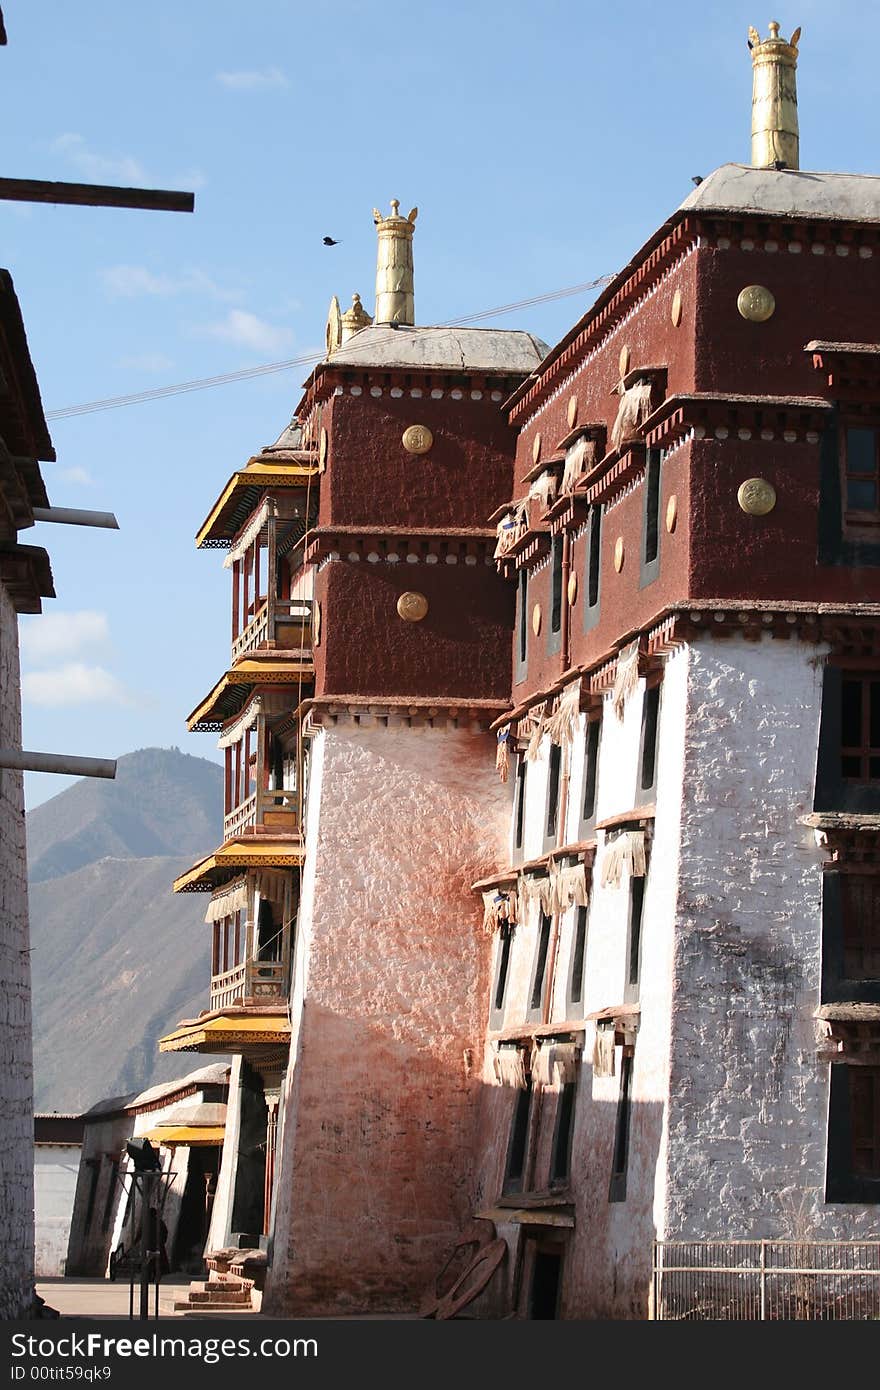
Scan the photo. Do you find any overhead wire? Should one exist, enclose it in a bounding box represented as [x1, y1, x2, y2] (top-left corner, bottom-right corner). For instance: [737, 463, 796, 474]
[45, 271, 616, 421]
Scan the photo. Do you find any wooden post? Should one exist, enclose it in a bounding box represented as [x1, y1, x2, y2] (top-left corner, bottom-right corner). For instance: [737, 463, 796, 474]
[231, 559, 240, 642]
[263, 1097, 279, 1235]
[266, 507, 277, 643]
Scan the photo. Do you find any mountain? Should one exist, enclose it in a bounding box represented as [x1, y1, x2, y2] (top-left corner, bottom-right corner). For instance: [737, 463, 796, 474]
[27, 748, 225, 1112]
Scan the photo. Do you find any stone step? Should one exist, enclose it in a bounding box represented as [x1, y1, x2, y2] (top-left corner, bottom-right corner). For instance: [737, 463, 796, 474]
[186, 1290, 253, 1305]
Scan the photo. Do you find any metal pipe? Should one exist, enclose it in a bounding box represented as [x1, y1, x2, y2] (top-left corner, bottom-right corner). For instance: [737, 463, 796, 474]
[32, 506, 119, 530]
[0, 748, 117, 778]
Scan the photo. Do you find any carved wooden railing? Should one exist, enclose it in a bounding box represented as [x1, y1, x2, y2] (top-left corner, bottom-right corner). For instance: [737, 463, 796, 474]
[223, 789, 299, 842]
[231, 597, 313, 665]
[210, 958, 287, 1011]
[210, 961, 246, 1011]
[223, 791, 257, 841]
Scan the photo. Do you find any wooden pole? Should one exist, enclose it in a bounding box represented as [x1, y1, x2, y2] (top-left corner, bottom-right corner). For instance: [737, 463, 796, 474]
[0, 177, 194, 214]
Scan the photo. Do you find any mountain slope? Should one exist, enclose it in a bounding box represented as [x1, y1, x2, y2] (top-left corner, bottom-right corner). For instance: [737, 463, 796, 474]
[27, 748, 224, 1111]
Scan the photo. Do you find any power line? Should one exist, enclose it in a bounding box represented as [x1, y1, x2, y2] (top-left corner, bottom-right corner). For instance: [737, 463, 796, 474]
[45, 272, 615, 421]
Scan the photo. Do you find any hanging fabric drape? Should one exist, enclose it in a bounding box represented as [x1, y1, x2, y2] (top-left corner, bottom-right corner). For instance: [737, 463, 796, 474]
[550, 860, 590, 913]
[592, 1020, 616, 1077]
[223, 497, 276, 568]
[525, 702, 546, 761]
[496, 726, 510, 783]
[532, 1038, 581, 1087]
[255, 869, 290, 903]
[528, 470, 558, 511]
[610, 380, 653, 451]
[493, 1045, 528, 1089]
[493, 501, 529, 559]
[561, 437, 598, 495]
[481, 888, 516, 934]
[204, 877, 249, 923]
[217, 696, 262, 750]
[544, 683, 581, 751]
[611, 640, 641, 721]
[600, 830, 647, 888]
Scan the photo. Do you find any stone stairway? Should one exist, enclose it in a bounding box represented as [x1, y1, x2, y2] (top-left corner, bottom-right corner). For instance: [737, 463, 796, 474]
[173, 1249, 264, 1316]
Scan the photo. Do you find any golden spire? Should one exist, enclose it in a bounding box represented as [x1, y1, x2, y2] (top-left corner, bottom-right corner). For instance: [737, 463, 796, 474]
[372, 199, 418, 325]
[748, 21, 801, 170]
[340, 292, 373, 344]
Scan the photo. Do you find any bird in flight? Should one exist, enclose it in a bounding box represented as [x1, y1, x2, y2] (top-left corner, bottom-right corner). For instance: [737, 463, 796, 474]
[323, 236, 341, 246]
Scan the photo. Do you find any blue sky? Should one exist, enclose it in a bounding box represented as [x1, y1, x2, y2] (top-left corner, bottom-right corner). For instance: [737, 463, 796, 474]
[3, 0, 877, 807]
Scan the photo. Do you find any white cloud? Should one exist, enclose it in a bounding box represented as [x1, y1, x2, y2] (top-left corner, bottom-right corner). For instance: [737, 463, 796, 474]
[215, 67, 288, 91]
[118, 352, 174, 374]
[22, 663, 130, 708]
[20, 610, 109, 664]
[101, 265, 238, 301]
[198, 309, 293, 354]
[57, 466, 93, 487]
[52, 133, 148, 185]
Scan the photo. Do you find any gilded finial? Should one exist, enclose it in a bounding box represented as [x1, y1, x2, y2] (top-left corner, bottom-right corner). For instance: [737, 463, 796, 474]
[748, 20, 801, 170]
[373, 197, 418, 326]
[340, 291, 373, 345]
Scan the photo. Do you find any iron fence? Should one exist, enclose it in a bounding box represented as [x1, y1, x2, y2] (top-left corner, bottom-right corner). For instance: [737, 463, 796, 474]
[653, 1240, 880, 1320]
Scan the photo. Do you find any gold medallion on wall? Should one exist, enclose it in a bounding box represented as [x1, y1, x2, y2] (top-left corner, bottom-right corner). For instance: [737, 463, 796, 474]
[736, 285, 776, 322]
[318, 428, 328, 471]
[613, 537, 625, 572]
[671, 288, 683, 327]
[532, 603, 542, 636]
[737, 478, 777, 515]
[666, 495, 678, 533]
[567, 395, 579, 428]
[567, 572, 578, 606]
[397, 591, 429, 622]
[402, 424, 433, 455]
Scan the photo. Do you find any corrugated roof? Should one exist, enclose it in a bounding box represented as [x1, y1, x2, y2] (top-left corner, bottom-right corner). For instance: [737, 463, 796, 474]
[679, 164, 880, 223]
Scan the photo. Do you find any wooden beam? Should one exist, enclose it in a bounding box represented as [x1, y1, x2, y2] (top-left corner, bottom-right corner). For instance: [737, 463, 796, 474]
[0, 177, 194, 213]
[0, 748, 116, 778]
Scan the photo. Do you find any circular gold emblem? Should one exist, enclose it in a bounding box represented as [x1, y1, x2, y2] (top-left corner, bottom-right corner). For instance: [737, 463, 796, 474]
[671, 288, 683, 327]
[313, 602, 322, 646]
[618, 345, 631, 376]
[737, 478, 777, 515]
[402, 424, 433, 455]
[531, 603, 542, 636]
[397, 591, 429, 622]
[532, 432, 542, 465]
[567, 572, 578, 606]
[666, 494, 678, 533]
[318, 427, 328, 471]
[737, 285, 776, 322]
[567, 395, 579, 428]
[613, 536, 625, 572]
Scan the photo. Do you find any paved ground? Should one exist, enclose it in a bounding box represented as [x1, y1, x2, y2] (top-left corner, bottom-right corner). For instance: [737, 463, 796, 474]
[37, 1277, 206, 1320]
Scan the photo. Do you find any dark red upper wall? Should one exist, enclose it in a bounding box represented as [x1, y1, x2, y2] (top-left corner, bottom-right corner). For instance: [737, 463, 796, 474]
[315, 557, 513, 701]
[321, 388, 517, 531]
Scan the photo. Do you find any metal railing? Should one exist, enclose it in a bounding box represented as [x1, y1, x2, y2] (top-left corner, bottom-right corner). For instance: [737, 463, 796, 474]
[653, 1240, 880, 1320]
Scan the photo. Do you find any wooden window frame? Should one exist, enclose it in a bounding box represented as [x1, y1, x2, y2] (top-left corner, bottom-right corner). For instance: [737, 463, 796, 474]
[840, 672, 880, 783]
[840, 421, 880, 540]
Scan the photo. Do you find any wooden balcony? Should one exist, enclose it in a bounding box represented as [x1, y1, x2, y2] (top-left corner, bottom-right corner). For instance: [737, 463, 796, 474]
[209, 957, 287, 1012]
[223, 788, 299, 843]
[231, 597, 312, 665]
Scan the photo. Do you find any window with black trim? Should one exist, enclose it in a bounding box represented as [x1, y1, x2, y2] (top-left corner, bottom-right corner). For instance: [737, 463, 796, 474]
[503, 1072, 534, 1195]
[624, 876, 646, 1005]
[545, 743, 562, 848]
[609, 1053, 634, 1202]
[567, 904, 589, 1015]
[584, 505, 602, 632]
[529, 911, 553, 1018]
[826, 1062, 880, 1203]
[549, 536, 564, 650]
[513, 753, 528, 859]
[815, 667, 880, 812]
[579, 715, 601, 835]
[515, 567, 529, 684]
[842, 424, 880, 535]
[550, 1082, 577, 1187]
[640, 447, 662, 586]
[822, 869, 880, 1004]
[490, 924, 515, 1027]
[637, 680, 662, 802]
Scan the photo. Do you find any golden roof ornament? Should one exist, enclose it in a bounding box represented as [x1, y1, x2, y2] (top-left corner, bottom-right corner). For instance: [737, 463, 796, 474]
[748, 20, 801, 171]
[325, 295, 342, 357]
[372, 199, 418, 326]
[340, 292, 373, 344]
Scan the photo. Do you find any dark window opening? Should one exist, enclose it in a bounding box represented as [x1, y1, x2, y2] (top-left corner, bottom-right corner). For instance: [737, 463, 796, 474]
[514, 755, 528, 853]
[530, 912, 553, 1014]
[626, 877, 646, 1000]
[504, 1075, 533, 1193]
[586, 507, 602, 612]
[851, 1067, 880, 1178]
[639, 683, 661, 793]
[609, 1054, 634, 1202]
[842, 425, 880, 530]
[841, 675, 880, 782]
[546, 744, 562, 842]
[529, 1248, 563, 1319]
[568, 905, 588, 1009]
[643, 448, 662, 569]
[493, 928, 513, 1016]
[517, 569, 529, 672]
[826, 1062, 880, 1202]
[84, 1160, 100, 1231]
[550, 1083, 577, 1185]
[550, 536, 564, 634]
[581, 717, 600, 825]
[841, 875, 880, 980]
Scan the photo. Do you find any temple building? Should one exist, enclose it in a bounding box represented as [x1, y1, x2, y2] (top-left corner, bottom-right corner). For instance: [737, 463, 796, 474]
[160, 23, 880, 1317]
